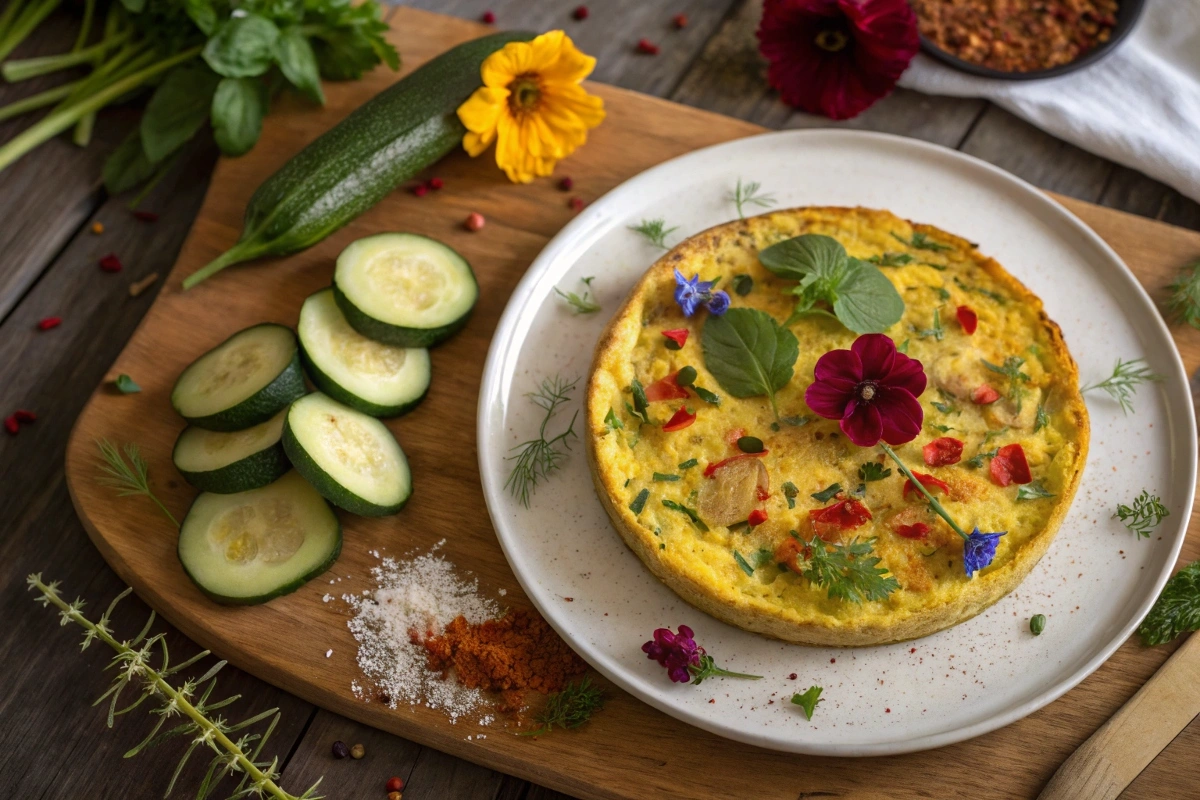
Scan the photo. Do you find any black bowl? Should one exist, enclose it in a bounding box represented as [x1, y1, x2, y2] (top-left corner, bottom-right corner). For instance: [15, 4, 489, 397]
[917, 0, 1146, 81]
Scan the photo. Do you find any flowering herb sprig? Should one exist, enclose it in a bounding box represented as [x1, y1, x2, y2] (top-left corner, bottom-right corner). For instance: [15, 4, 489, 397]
[1081, 358, 1162, 415]
[630, 218, 678, 249]
[97, 439, 178, 527]
[805, 334, 1005, 577]
[27, 575, 321, 800]
[506, 375, 579, 508]
[520, 677, 605, 736]
[673, 269, 730, 317]
[1114, 490, 1169, 539]
[642, 625, 761, 685]
[729, 178, 776, 219]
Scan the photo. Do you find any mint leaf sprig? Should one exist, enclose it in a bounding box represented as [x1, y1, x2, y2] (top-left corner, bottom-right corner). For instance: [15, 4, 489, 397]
[1114, 490, 1169, 539]
[1082, 358, 1162, 415]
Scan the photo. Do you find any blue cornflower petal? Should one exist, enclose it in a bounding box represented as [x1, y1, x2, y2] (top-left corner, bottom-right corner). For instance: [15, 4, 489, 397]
[674, 269, 714, 317]
[962, 527, 1005, 577]
[706, 290, 730, 315]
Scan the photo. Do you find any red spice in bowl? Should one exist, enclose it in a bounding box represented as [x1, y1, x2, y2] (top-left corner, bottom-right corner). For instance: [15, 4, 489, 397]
[914, 0, 1118, 73]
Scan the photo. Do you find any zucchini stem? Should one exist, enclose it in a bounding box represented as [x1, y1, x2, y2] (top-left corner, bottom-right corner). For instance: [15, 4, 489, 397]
[2, 30, 129, 82]
[183, 242, 266, 290]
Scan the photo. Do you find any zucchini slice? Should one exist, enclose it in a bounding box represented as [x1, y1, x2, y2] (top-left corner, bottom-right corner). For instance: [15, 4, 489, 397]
[172, 408, 290, 494]
[178, 471, 341, 605]
[298, 288, 431, 417]
[332, 233, 477, 348]
[171, 323, 306, 431]
[282, 392, 412, 516]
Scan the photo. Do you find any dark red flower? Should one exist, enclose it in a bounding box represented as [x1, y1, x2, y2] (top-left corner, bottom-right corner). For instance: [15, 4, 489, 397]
[756, 0, 919, 120]
[805, 333, 926, 447]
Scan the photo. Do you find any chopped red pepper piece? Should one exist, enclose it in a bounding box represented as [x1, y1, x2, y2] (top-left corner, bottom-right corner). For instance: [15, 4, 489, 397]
[904, 471, 951, 500]
[703, 450, 768, 477]
[98, 253, 122, 272]
[971, 383, 1001, 405]
[923, 437, 964, 466]
[644, 371, 690, 402]
[662, 406, 696, 432]
[990, 443, 1032, 486]
[774, 536, 804, 573]
[4, 415, 18, 435]
[14, 410, 36, 423]
[956, 305, 978, 335]
[893, 522, 930, 540]
[809, 497, 872, 540]
[661, 328, 689, 348]
[37, 316, 61, 331]
[747, 509, 768, 526]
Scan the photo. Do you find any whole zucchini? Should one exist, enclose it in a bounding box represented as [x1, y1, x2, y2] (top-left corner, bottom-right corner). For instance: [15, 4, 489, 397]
[183, 30, 533, 289]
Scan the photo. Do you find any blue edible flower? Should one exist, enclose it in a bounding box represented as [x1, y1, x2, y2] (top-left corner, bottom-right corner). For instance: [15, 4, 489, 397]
[963, 528, 1005, 577]
[706, 290, 731, 316]
[673, 269, 728, 317]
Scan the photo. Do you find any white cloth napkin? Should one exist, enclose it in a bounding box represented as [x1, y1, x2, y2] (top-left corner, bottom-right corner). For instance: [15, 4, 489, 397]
[898, 0, 1200, 203]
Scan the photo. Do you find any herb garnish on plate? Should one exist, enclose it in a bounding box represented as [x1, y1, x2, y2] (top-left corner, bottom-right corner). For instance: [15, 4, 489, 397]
[506, 375, 579, 508]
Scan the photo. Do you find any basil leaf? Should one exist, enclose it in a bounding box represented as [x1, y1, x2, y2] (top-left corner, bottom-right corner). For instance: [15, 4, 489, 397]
[831, 259, 905, 334]
[103, 131, 157, 194]
[211, 77, 267, 157]
[184, 0, 218, 36]
[203, 14, 281, 79]
[701, 308, 798, 417]
[759, 234, 845, 282]
[276, 26, 325, 104]
[140, 65, 220, 163]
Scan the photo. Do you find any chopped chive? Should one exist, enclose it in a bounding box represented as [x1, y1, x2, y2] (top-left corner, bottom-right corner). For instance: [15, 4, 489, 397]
[733, 549, 755, 576]
[629, 489, 649, 514]
[782, 481, 799, 509]
[678, 458, 698, 470]
[653, 472, 680, 482]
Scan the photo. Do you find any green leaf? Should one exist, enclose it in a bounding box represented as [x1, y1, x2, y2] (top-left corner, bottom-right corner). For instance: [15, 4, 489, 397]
[653, 473, 680, 482]
[701, 308, 798, 417]
[858, 462, 892, 482]
[184, 0, 217, 36]
[662, 498, 707, 531]
[203, 14, 281, 79]
[759, 234, 846, 282]
[782, 481, 799, 509]
[678, 458, 698, 470]
[276, 26, 325, 104]
[103, 131, 157, 194]
[733, 550, 755, 577]
[604, 408, 623, 431]
[309, 4, 399, 80]
[1139, 561, 1200, 646]
[832, 259, 905, 334]
[795, 534, 899, 604]
[791, 686, 823, 720]
[1016, 480, 1054, 501]
[211, 77, 267, 156]
[811, 483, 841, 503]
[629, 489, 649, 515]
[113, 374, 141, 394]
[140, 65, 220, 164]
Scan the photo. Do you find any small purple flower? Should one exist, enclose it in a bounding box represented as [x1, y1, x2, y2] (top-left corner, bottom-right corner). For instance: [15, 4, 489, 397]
[673, 269, 728, 317]
[963, 527, 1005, 577]
[643, 624, 703, 683]
[706, 290, 731, 316]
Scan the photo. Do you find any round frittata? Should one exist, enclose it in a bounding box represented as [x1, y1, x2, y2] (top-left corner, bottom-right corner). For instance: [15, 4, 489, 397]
[586, 206, 1089, 646]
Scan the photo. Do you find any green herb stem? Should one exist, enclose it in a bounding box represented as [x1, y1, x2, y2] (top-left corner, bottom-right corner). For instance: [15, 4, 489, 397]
[0, 80, 78, 123]
[0, 45, 201, 175]
[1, 30, 131, 82]
[0, 0, 27, 49]
[880, 443, 968, 540]
[72, 0, 95, 53]
[183, 240, 268, 289]
[0, 0, 60, 63]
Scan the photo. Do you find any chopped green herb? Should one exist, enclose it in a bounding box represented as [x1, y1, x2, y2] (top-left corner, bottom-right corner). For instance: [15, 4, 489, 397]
[678, 458, 699, 470]
[733, 550, 755, 577]
[791, 686, 823, 720]
[662, 498, 708, 531]
[604, 407, 624, 431]
[554, 276, 601, 314]
[811, 483, 842, 503]
[892, 231, 952, 252]
[1034, 403, 1049, 432]
[628, 378, 649, 425]
[782, 481, 799, 509]
[966, 448, 998, 469]
[867, 252, 913, 267]
[113, 374, 141, 394]
[982, 356, 1030, 412]
[983, 427, 1010, 445]
[1029, 614, 1046, 636]
[753, 548, 775, 568]
[1138, 560, 1200, 645]
[789, 533, 899, 603]
[629, 489, 650, 515]
[858, 462, 892, 482]
[850, 483, 866, 497]
[781, 415, 809, 427]
[732, 274, 754, 296]
[927, 423, 955, 434]
[934, 286, 951, 301]
[1016, 480, 1055, 501]
[932, 400, 956, 415]
[676, 366, 697, 386]
[730, 178, 776, 219]
[1114, 490, 1169, 539]
[915, 307, 944, 341]
[520, 677, 605, 736]
[653, 472, 680, 482]
[692, 385, 721, 405]
[1082, 358, 1162, 415]
[953, 277, 1006, 304]
[629, 218, 678, 249]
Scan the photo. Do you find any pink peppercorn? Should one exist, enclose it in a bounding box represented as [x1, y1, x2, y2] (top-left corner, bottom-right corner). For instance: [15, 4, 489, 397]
[636, 38, 659, 55]
[481, 10, 495, 23]
[465, 212, 486, 232]
[37, 316, 61, 331]
[558, 176, 574, 191]
[428, 177, 443, 190]
[4, 416, 18, 435]
[386, 776, 404, 793]
[572, 5, 589, 20]
[98, 253, 122, 272]
[14, 410, 37, 423]
[411, 185, 428, 197]
[568, 197, 585, 211]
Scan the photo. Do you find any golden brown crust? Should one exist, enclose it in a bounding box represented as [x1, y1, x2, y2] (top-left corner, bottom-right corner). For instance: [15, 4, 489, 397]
[586, 206, 1089, 646]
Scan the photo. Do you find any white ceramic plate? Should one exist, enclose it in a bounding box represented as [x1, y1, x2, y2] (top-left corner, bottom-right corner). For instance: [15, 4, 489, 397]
[476, 130, 1196, 755]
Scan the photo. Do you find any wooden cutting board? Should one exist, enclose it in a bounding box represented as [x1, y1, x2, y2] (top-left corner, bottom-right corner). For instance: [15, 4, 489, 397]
[64, 8, 1200, 800]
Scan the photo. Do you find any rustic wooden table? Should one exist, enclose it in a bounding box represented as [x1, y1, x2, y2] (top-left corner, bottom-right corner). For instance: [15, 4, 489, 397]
[2, 2, 1198, 798]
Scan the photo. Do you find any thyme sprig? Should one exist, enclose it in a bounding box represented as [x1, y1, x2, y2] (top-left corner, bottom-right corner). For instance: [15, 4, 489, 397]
[27, 575, 321, 800]
[729, 178, 776, 219]
[97, 439, 178, 527]
[1082, 358, 1162, 415]
[554, 276, 600, 314]
[629, 218, 678, 249]
[1167, 261, 1200, 328]
[506, 375, 580, 508]
[520, 677, 605, 736]
[1114, 490, 1169, 539]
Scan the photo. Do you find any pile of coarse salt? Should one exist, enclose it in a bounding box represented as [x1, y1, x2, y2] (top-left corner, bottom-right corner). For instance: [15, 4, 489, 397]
[344, 544, 499, 723]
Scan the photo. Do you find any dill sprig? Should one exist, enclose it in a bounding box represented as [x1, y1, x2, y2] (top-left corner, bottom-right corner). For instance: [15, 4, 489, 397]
[521, 677, 605, 736]
[629, 218, 678, 249]
[729, 178, 776, 219]
[1114, 490, 1169, 539]
[1167, 261, 1200, 328]
[554, 276, 601, 314]
[97, 439, 178, 528]
[506, 376, 580, 508]
[1081, 358, 1162, 415]
[27, 575, 321, 800]
[790, 534, 899, 604]
[982, 356, 1031, 412]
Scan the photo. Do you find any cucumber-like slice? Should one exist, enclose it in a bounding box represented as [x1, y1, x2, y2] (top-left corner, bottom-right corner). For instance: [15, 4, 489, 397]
[332, 233, 477, 348]
[172, 408, 290, 494]
[178, 471, 342, 605]
[298, 288, 431, 417]
[171, 323, 306, 431]
[282, 393, 412, 516]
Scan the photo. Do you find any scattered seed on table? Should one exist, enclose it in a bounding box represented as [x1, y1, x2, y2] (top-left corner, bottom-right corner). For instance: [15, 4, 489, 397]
[568, 196, 585, 211]
[636, 38, 660, 55]
[411, 184, 428, 197]
[132, 210, 159, 222]
[464, 212, 485, 232]
[4, 416, 18, 435]
[14, 410, 36, 423]
[98, 253, 122, 272]
[558, 176, 574, 191]
[331, 741, 350, 759]
[91, 222, 104, 234]
[673, 13, 689, 28]
[572, 5, 589, 19]
[37, 316, 61, 331]
[481, 10, 495, 23]
[350, 743, 365, 759]
[386, 776, 404, 792]
[428, 177, 443, 190]
[129, 272, 159, 297]
[387, 793, 402, 800]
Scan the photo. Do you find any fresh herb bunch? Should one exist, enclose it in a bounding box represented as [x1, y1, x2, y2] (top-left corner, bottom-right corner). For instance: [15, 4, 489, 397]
[521, 677, 605, 737]
[1167, 261, 1200, 329]
[1139, 561, 1200, 646]
[1114, 490, 1169, 539]
[729, 177, 775, 219]
[505, 375, 579, 508]
[791, 685, 823, 719]
[790, 533, 899, 604]
[27, 575, 322, 800]
[629, 218, 677, 249]
[97, 439, 178, 526]
[554, 276, 600, 314]
[0, 0, 398, 192]
[1082, 358, 1162, 415]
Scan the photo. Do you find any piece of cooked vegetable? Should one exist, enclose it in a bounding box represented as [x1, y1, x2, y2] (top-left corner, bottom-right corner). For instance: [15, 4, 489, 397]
[332, 233, 478, 348]
[282, 392, 412, 516]
[177, 471, 342, 605]
[172, 408, 290, 493]
[170, 323, 306, 431]
[182, 30, 533, 289]
[298, 287, 431, 417]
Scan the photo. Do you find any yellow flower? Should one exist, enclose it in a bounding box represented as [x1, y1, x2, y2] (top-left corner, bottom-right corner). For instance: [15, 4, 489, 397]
[457, 31, 605, 184]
